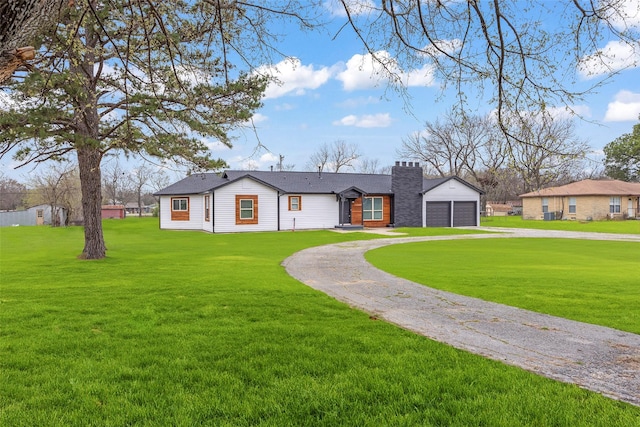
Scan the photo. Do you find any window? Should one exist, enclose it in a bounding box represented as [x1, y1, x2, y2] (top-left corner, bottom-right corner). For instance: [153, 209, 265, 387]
[172, 198, 188, 211]
[610, 196, 621, 214]
[363, 196, 383, 220]
[236, 195, 258, 224]
[288, 196, 301, 211]
[541, 198, 549, 213]
[568, 197, 576, 214]
[204, 195, 210, 222]
[171, 197, 190, 221]
[240, 199, 254, 219]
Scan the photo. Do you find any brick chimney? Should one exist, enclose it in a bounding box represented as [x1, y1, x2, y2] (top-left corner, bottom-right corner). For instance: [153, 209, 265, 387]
[392, 161, 423, 227]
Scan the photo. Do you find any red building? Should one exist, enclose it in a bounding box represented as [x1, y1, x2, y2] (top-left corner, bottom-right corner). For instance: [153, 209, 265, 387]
[101, 205, 125, 219]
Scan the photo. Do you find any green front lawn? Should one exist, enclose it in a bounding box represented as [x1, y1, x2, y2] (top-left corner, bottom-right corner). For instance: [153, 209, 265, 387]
[481, 215, 640, 234]
[1, 219, 638, 425]
[366, 238, 640, 334]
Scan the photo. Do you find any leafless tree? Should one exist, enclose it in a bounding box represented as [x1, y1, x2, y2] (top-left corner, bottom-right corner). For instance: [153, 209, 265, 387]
[27, 161, 78, 226]
[308, 140, 360, 172]
[129, 163, 153, 217]
[148, 169, 170, 198]
[398, 110, 499, 179]
[101, 160, 128, 206]
[357, 158, 382, 174]
[338, 1, 639, 138]
[508, 113, 589, 192]
[0, 172, 28, 210]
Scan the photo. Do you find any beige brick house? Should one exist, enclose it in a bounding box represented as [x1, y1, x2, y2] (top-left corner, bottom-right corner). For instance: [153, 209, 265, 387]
[520, 179, 640, 221]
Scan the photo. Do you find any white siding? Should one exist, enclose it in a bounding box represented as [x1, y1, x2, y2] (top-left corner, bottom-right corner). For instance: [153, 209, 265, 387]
[213, 178, 279, 233]
[279, 194, 338, 230]
[159, 194, 206, 230]
[422, 180, 481, 227]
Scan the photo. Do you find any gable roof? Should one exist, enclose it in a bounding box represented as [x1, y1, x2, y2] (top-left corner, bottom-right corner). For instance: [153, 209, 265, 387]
[520, 179, 640, 198]
[154, 170, 484, 196]
[153, 173, 226, 196]
[422, 176, 485, 195]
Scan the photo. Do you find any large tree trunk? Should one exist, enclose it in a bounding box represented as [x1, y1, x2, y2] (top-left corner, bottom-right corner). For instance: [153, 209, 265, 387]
[77, 146, 105, 259]
[73, 15, 105, 259]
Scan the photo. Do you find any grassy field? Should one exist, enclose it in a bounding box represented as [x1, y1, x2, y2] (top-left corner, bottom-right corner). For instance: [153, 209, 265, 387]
[366, 238, 640, 334]
[481, 215, 640, 234]
[1, 218, 639, 425]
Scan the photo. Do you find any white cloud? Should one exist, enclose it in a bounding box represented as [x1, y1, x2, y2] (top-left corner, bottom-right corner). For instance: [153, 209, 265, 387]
[203, 138, 229, 151]
[275, 103, 295, 111]
[336, 51, 435, 91]
[176, 65, 211, 86]
[336, 96, 380, 108]
[239, 113, 268, 128]
[256, 57, 332, 99]
[423, 38, 463, 57]
[324, 0, 376, 17]
[604, 90, 640, 121]
[251, 113, 268, 124]
[605, 0, 640, 31]
[547, 105, 592, 119]
[578, 40, 640, 78]
[228, 152, 282, 171]
[333, 113, 392, 128]
[259, 153, 279, 163]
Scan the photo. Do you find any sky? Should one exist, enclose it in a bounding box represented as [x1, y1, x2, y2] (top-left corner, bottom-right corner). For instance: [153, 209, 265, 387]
[2, 0, 640, 182]
[214, 1, 640, 175]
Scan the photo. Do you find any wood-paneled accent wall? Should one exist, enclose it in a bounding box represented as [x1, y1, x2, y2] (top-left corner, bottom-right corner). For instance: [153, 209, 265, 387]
[235, 195, 259, 225]
[171, 197, 190, 221]
[352, 195, 392, 227]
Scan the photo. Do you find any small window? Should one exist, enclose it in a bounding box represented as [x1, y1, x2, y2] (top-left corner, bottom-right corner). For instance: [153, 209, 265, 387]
[36, 209, 44, 218]
[289, 196, 301, 211]
[236, 195, 258, 225]
[610, 196, 621, 214]
[363, 196, 383, 221]
[240, 199, 254, 219]
[541, 198, 549, 213]
[172, 198, 188, 211]
[204, 195, 210, 222]
[568, 197, 576, 214]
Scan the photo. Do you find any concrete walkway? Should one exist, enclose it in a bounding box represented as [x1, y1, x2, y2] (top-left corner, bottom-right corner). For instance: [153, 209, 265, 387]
[282, 228, 640, 406]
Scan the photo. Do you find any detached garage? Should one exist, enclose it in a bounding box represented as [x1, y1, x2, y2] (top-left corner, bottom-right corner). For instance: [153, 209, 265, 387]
[422, 177, 483, 227]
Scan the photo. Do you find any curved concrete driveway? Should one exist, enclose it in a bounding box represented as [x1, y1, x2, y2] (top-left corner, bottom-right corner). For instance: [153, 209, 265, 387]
[282, 228, 640, 406]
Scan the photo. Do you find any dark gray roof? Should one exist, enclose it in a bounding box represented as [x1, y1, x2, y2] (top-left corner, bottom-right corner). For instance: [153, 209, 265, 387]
[153, 173, 225, 196]
[222, 170, 392, 194]
[154, 170, 483, 196]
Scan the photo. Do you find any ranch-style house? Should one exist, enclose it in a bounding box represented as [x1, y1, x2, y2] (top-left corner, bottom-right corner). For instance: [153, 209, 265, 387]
[520, 179, 640, 221]
[154, 161, 483, 233]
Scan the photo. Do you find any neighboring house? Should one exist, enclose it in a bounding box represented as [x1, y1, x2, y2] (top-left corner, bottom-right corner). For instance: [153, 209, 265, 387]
[154, 162, 483, 233]
[0, 204, 67, 227]
[520, 179, 640, 221]
[124, 202, 152, 215]
[485, 200, 522, 217]
[101, 205, 125, 219]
